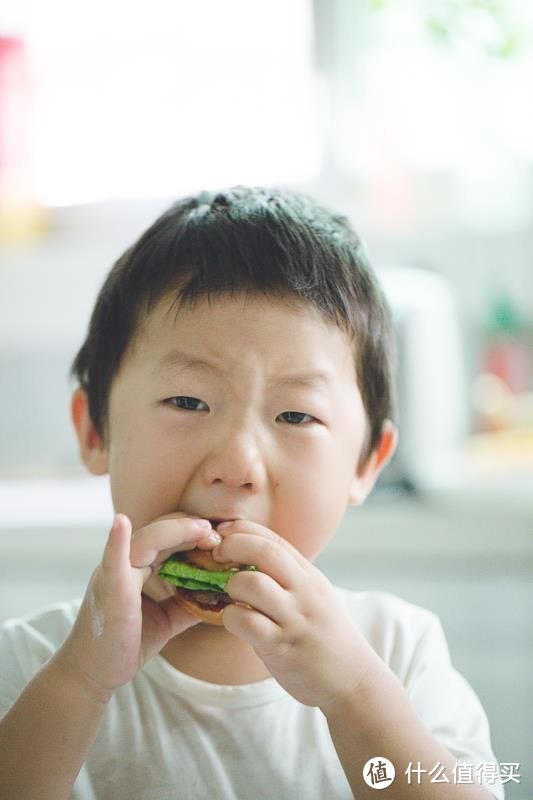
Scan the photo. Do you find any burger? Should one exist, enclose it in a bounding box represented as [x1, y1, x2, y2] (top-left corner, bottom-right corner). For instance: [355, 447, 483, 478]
[158, 547, 256, 625]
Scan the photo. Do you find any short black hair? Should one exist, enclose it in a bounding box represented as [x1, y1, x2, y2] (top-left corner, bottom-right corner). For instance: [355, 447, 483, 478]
[70, 186, 396, 469]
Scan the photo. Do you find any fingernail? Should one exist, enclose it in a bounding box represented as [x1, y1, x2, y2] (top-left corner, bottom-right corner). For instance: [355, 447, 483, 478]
[217, 521, 233, 530]
[206, 532, 222, 544]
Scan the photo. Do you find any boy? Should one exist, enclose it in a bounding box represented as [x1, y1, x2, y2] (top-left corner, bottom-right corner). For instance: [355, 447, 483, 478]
[0, 187, 502, 799]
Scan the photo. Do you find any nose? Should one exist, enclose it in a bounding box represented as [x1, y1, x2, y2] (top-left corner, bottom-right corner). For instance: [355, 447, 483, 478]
[201, 420, 267, 492]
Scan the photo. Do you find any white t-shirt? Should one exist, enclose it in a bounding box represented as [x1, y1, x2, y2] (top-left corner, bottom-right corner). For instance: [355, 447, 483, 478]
[0, 589, 504, 800]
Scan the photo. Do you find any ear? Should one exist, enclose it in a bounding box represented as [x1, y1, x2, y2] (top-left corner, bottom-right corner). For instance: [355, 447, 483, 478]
[348, 419, 398, 506]
[71, 388, 109, 476]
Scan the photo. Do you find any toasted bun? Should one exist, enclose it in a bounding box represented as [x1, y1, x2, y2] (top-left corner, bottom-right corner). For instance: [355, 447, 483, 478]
[173, 588, 226, 626]
[182, 549, 240, 572]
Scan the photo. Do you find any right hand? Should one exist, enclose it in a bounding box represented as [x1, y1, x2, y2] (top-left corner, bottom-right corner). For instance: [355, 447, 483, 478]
[55, 512, 218, 703]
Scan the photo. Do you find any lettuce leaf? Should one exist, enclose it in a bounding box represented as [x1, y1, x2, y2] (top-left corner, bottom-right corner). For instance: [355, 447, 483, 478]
[158, 559, 256, 592]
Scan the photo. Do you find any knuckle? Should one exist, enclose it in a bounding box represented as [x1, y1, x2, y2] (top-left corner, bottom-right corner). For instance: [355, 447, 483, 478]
[258, 533, 283, 556]
[248, 569, 268, 590]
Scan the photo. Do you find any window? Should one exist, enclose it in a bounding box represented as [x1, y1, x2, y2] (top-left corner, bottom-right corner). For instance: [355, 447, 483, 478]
[1, 0, 318, 206]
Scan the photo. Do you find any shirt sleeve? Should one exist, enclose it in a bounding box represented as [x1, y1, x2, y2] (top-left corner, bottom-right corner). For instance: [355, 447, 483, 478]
[0, 619, 33, 717]
[0, 603, 78, 719]
[403, 612, 505, 800]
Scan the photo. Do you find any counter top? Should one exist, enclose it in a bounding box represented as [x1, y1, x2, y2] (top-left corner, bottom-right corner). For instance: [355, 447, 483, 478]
[0, 477, 530, 565]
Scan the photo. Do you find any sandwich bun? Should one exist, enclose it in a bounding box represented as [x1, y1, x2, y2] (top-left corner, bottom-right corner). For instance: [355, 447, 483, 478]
[173, 588, 227, 625]
[183, 548, 240, 572]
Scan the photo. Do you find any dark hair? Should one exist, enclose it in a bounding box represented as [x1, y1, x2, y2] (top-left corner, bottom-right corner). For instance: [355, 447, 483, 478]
[70, 186, 396, 468]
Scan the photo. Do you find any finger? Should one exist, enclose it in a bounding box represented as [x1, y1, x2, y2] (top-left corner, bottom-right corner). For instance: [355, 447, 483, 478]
[151, 530, 222, 569]
[100, 514, 150, 601]
[212, 533, 306, 592]
[195, 531, 223, 549]
[142, 593, 202, 639]
[102, 514, 133, 579]
[226, 569, 295, 627]
[130, 517, 213, 569]
[216, 520, 314, 572]
[222, 602, 280, 648]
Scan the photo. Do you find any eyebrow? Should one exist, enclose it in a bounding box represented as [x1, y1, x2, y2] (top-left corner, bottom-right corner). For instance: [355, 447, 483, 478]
[153, 349, 333, 390]
[154, 350, 224, 378]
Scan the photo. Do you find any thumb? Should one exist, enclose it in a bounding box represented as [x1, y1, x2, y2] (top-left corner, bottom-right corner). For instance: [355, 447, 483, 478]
[158, 595, 202, 637]
[139, 594, 200, 664]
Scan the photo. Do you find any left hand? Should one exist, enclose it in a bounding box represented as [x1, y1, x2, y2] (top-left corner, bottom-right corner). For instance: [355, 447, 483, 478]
[211, 520, 382, 713]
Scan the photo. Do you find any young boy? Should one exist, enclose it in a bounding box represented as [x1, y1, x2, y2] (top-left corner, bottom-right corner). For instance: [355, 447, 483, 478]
[0, 187, 503, 799]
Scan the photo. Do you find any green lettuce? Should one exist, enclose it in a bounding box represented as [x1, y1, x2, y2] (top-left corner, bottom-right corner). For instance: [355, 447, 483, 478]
[158, 559, 256, 593]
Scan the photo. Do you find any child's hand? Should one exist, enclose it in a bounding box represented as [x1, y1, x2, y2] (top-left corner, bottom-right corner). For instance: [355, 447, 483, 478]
[56, 513, 218, 703]
[212, 521, 382, 713]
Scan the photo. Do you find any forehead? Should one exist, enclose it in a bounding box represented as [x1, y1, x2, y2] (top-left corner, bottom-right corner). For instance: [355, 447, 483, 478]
[128, 291, 358, 385]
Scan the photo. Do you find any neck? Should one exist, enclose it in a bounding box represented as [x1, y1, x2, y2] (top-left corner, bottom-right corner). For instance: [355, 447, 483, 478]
[160, 623, 272, 685]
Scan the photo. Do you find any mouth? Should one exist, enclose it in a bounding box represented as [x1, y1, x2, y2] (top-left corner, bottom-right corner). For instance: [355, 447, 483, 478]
[208, 518, 235, 529]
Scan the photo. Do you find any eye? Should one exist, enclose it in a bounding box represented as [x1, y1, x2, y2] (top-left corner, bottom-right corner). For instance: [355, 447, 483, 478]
[278, 411, 317, 425]
[165, 396, 209, 411]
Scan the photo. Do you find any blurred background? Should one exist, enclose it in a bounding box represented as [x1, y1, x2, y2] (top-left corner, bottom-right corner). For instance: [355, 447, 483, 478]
[0, 1, 531, 796]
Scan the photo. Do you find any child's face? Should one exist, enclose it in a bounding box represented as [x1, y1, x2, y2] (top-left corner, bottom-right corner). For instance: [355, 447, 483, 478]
[81, 292, 390, 564]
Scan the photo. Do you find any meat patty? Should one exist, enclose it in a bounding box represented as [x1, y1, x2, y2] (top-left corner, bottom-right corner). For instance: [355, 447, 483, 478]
[181, 589, 233, 611]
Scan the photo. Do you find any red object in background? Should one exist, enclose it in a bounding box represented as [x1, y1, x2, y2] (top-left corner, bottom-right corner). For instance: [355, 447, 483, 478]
[483, 294, 530, 394]
[0, 36, 46, 243]
[484, 340, 529, 395]
[0, 36, 32, 187]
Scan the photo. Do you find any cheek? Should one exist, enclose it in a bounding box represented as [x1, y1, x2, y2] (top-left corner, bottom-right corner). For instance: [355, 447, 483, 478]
[275, 439, 356, 560]
[107, 429, 189, 529]
[285, 431, 357, 496]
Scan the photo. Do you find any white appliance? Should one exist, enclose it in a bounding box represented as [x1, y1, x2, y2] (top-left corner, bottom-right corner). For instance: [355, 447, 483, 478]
[377, 266, 468, 492]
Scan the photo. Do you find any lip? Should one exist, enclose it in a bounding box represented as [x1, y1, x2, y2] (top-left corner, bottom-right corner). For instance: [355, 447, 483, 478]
[208, 518, 240, 527]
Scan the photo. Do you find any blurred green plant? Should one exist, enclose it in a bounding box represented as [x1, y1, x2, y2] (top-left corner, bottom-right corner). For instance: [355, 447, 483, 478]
[367, 0, 527, 57]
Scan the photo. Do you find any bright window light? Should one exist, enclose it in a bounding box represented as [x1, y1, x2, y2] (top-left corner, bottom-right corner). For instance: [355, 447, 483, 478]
[2, 0, 318, 206]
